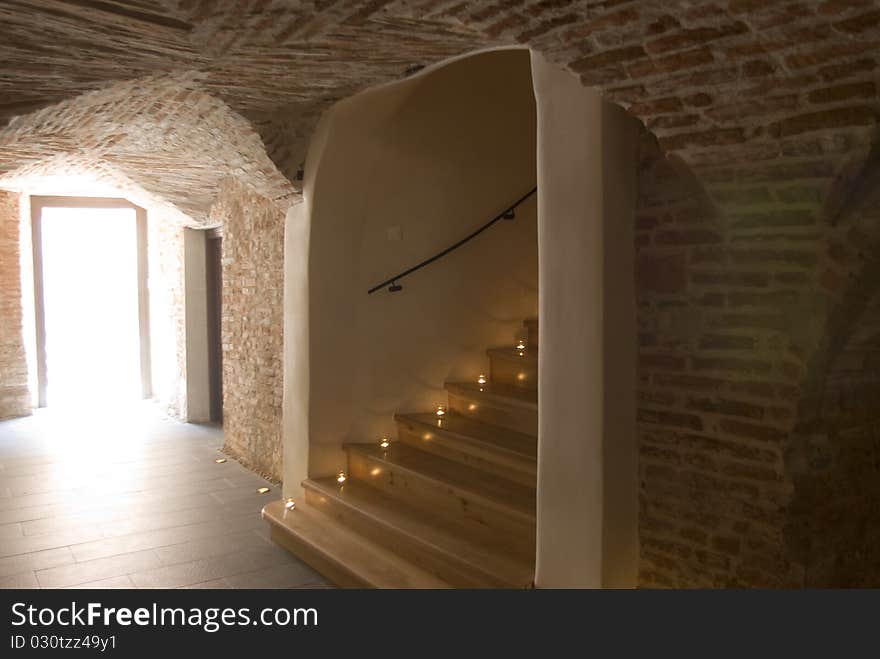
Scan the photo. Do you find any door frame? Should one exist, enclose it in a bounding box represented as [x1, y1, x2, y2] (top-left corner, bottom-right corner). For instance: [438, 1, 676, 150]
[30, 196, 152, 407]
[205, 226, 223, 422]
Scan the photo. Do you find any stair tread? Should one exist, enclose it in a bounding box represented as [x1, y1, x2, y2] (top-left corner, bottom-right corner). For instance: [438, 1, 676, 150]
[345, 442, 536, 520]
[487, 346, 537, 366]
[263, 500, 451, 589]
[445, 380, 537, 409]
[395, 411, 537, 461]
[306, 477, 534, 586]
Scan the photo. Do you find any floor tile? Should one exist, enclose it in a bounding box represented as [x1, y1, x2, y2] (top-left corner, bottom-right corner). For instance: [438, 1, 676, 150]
[130, 545, 294, 589]
[0, 546, 75, 578]
[0, 406, 326, 590]
[224, 562, 323, 589]
[36, 549, 162, 588]
[65, 575, 135, 589]
[0, 571, 39, 589]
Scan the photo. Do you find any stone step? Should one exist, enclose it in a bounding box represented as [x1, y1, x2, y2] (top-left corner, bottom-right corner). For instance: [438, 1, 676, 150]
[344, 442, 535, 539]
[488, 346, 537, 390]
[303, 477, 533, 588]
[262, 499, 450, 588]
[394, 411, 536, 487]
[445, 380, 537, 436]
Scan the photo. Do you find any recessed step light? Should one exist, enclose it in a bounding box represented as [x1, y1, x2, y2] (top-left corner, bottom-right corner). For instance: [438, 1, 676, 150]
[256, 486, 270, 494]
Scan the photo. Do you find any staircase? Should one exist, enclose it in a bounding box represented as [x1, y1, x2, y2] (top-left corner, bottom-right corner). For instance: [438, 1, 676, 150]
[263, 318, 539, 588]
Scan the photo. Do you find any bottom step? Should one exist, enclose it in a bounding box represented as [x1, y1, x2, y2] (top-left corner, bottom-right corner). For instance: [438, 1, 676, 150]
[262, 500, 450, 589]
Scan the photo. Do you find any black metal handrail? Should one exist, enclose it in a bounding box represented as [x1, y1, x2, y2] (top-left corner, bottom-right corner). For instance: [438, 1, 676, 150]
[367, 186, 538, 294]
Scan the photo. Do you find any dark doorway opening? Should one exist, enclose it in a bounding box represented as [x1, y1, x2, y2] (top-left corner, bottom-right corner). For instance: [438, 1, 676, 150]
[206, 229, 223, 423]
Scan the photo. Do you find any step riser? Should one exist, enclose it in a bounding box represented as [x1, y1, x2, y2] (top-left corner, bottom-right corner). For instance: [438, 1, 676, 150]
[396, 423, 536, 488]
[447, 391, 538, 436]
[303, 486, 507, 588]
[490, 352, 538, 390]
[346, 450, 534, 542]
[264, 501, 450, 588]
[268, 525, 368, 588]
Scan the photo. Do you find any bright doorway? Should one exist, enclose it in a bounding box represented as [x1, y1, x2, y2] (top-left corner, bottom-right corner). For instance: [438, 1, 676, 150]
[31, 198, 151, 409]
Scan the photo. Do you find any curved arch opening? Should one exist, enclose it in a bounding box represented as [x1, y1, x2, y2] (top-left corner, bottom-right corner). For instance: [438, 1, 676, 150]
[282, 47, 643, 587]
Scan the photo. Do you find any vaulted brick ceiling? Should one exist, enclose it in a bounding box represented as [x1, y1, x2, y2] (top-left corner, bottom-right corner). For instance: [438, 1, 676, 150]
[0, 0, 878, 223]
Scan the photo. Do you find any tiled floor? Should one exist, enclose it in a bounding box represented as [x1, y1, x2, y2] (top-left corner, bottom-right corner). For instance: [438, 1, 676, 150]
[0, 403, 330, 589]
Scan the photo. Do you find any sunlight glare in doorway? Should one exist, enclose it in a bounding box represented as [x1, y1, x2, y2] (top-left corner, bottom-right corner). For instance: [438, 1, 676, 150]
[41, 206, 142, 408]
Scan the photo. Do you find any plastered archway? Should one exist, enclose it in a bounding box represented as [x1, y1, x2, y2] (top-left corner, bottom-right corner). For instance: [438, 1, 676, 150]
[281, 49, 642, 588]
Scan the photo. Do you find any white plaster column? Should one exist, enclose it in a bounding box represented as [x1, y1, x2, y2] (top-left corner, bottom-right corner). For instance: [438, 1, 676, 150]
[282, 202, 311, 498]
[531, 52, 639, 588]
[183, 227, 210, 423]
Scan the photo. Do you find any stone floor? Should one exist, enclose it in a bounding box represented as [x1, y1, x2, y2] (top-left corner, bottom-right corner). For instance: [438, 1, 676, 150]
[0, 403, 330, 589]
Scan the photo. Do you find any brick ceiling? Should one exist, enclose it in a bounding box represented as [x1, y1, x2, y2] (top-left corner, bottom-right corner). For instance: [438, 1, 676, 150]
[0, 0, 878, 224]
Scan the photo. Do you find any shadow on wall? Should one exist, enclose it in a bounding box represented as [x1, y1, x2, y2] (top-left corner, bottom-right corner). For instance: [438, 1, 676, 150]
[301, 48, 539, 478]
[787, 237, 880, 587]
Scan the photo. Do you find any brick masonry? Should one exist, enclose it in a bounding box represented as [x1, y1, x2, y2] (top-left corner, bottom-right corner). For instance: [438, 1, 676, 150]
[1, 1, 878, 208]
[0, 1, 879, 585]
[636, 132, 804, 587]
[787, 290, 880, 586]
[635, 119, 880, 586]
[0, 74, 297, 225]
[0, 191, 30, 419]
[784, 161, 880, 587]
[210, 179, 285, 483]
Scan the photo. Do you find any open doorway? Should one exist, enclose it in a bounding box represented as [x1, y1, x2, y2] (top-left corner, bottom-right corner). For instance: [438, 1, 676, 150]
[205, 228, 223, 423]
[31, 197, 151, 409]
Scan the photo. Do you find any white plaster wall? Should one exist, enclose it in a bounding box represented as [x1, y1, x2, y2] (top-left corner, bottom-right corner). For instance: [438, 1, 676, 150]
[183, 228, 210, 423]
[601, 101, 640, 588]
[531, 52, 639, 588]
[18, 194, 37, 408]
[282, 201, 311, 498]
[301, 49, 539, 478]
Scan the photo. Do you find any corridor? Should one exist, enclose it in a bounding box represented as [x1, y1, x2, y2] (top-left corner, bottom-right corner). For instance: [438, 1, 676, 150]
[0, 404, 328, 589]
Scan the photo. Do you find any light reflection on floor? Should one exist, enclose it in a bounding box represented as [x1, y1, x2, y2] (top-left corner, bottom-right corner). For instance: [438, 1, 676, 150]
[0, 403, 330, 589]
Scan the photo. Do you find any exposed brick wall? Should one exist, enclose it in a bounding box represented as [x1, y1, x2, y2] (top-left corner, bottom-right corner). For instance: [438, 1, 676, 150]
[784, 176, 880, 587]
[635, 116, 880, 587]
[636, 132, 811, 587]
[0, 190, 30, 419]
[0, 74, 297, 226]
[211, 179, 284, 482]
[788, 293, 880, 586]
[2, 1, 879, 212]
[1, 0, 880, 584]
